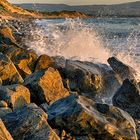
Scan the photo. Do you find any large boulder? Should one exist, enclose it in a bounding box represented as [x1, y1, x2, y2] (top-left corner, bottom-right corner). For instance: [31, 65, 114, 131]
[35, 54, 54, 72]
[48, 95, 138, 140]
[11, 50, 38, 78]
[54, 58, 121, 102]
[0, 84, 30, 110]
[2, 103, 60, 140]
[0, 53, 23, 85]
[113, 79, 140, 119]
[24, 67, 69, 105]
[3, 46, 38, 79]
[108, 57, 138, 81]
[0, 119, 13, 140]
[56, 59, 103, 94]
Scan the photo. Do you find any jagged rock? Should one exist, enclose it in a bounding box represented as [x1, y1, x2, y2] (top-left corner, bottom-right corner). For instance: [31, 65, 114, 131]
[11, 50, 38, 78]
[54, 58, 121, 102]
[2, 103, 60, 140]
[0, 107, 12, 118]
[113, 79, 140, 119]
[48, 95, 138, 140]
[24, 67, 69, 105]
[57, 59, 102, 95]
[35, 54, 54, 72]
[0, 119, 13, 140]
[65, 60, 102, 94]
[0, 84, 30, 110]
[0, 53, 23, 85]
[3, 46, 38, 78]
[108, 57, 138, 81]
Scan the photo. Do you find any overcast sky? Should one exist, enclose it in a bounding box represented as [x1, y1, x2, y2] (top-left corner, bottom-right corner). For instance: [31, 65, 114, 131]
[8, 0, 138, 5]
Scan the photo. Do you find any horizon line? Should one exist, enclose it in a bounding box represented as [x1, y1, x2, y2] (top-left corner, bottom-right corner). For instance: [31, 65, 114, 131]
[12, 1, 140, 6]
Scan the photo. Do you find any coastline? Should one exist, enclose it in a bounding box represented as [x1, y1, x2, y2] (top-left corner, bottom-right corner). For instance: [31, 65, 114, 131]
[0, 0, 140, 140]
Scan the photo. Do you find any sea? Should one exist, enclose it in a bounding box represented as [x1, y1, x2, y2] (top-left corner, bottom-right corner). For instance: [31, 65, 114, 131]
[26, 18, 140, 78]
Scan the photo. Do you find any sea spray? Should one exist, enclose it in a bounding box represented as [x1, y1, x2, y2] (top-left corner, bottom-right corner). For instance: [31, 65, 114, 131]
[25, 18, 140, 80]
[26, 18, 110, 63]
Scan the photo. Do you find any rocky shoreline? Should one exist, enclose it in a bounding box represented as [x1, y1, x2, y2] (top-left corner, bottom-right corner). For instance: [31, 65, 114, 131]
[0, 19, 140, 140]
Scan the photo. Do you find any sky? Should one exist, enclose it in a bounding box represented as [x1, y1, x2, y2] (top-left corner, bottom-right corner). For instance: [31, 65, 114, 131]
[8, 0, 138, 5]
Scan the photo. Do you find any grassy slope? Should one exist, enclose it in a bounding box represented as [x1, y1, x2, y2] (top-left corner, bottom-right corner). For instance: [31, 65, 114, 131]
[0, 0, 42, 20]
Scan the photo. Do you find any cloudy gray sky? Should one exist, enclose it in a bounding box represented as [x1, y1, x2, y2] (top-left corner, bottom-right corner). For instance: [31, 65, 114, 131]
[8, 0, 138, 5]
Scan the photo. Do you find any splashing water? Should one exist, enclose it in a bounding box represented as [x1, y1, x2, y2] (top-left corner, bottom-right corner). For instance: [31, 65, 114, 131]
[26, 19, 110, 63]
[25, 18, 140, 79]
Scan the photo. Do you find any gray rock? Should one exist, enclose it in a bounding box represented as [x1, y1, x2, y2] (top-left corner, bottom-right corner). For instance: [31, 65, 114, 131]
[54, 58, 121, 103]
[48, 95, 138, 140]
[113, 79, 140, 119]
[2, 103, 60, 140]
[108, 57, 138, 81]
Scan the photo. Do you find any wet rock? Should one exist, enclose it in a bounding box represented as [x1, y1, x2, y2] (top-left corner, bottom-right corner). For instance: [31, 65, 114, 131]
[0, 119, 13, 140]
[113, 79, 140, 119]
[0, 84, 30, 110]
[24, 67, 69, 105]
[54, 58, 121, 102]
[108, 57, 138, 81]
[35, 54, 54, 72]
[48, 95, 137, 140]
[2, 103, 60, 140]
[0, 53, 23, 85]
[58, 60, 102, 95]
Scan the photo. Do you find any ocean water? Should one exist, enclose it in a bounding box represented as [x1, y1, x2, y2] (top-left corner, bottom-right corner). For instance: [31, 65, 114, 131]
[26, 18, 140, 78]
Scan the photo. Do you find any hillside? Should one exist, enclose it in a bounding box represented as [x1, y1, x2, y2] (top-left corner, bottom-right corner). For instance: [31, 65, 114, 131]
[16, 1, 140, 17]
[42, 10, 89, 18]
[0, 0, 42, 20]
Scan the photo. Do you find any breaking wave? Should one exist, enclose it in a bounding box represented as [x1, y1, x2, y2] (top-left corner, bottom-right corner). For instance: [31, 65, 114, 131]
[25, 18, 140, 79]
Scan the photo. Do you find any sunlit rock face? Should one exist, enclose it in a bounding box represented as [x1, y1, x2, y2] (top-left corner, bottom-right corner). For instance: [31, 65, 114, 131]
[0, 53, 23, 85]
[24, 67, 69, 105]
